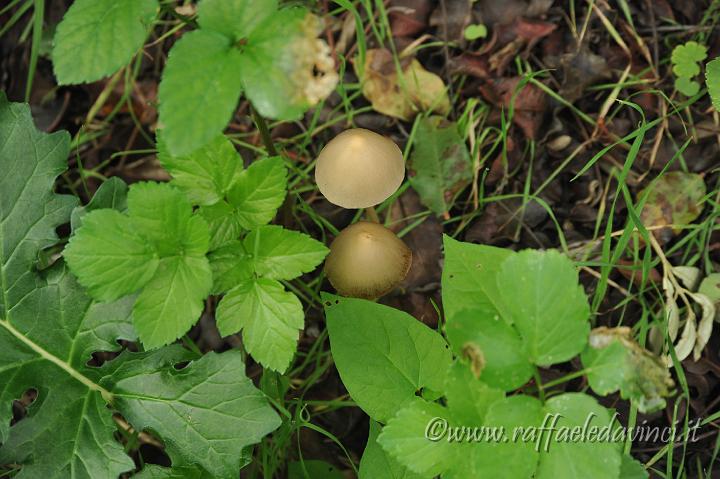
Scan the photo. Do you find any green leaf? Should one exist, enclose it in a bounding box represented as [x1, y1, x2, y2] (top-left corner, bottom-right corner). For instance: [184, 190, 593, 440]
[446, 309, 533, 391]
[158, 30, 243, 156]
[443, 361, 504, 425]
[157, 133, 243, 206]
[103, 349, 281, 478]
[674, 76, 700, 96]
[227, 156, 288, 228]
[325, 295, 452, 422]
[197, 0, 277, 41]
[52, 0, 157, 84]
[64, 209, 159, 301]
[441, 235, 513, 321]
[359, 420, 424, 479]
[619, 455, 648, 479]
[705, 57, 720, 110]
[378, 399, 458, 477]
[536, 393, 622, 479]
[287, 460, 344, 479]
[70, 177, 128, 231]
[239, 8, 321, 120]
[408, 117, 472, 216]
[199, 200, 244, 251]
[133, 256, 212, 349]
[671, 41, 707, 78]
[132, 465, 206, 479]
[216, 278, 304, 371]
[66, 182, 213, 349]
[581, 327, 674, 413]
[208, 240, 253, 294]
[496, 249, 590, 366]
[463, 24, 487, 40]
[244, 225, 328, 280]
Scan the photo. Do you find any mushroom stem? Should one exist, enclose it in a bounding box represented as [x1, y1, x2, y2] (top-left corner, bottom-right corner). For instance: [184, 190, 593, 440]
[364, 206, 380, 223]
[251, 107, 278, 156]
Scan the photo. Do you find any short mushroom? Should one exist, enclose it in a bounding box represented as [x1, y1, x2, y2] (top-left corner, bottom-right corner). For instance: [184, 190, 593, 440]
[315, 128, 405, 209]
[324, 221, 412, 299]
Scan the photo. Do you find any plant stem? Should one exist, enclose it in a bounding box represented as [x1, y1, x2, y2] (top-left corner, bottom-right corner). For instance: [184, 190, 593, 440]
[364, 206, 380, 223]
[533, 368, 546, 403]
[251, 107, 278, 156]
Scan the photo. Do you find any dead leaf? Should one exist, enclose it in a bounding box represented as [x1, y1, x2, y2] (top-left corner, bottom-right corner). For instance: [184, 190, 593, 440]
[389, 0, 432, 37]
[357, 48, 450, 121]
[480, 77, 547, 139]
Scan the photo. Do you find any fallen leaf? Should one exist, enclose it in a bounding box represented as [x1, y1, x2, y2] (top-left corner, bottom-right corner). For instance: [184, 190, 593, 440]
[389, 0, 432, 37]
[408, 117, 472, 216]
[357, 49, 450, 121]
[480, 77, 548, 139]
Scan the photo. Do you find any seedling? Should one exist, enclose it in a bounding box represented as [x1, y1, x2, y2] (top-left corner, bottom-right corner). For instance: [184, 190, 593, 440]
[324, 221, 412, 299]
[315, 128, 412, 298]
[671, 41, 707, 96]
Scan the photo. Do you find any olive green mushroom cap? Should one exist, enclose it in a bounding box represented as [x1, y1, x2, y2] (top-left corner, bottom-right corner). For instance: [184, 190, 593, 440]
[315, 128, 405, 208]
[324, 221, 412, 299]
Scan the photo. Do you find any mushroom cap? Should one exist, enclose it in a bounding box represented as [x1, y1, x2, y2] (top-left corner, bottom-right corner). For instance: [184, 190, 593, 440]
[315, 128, 405, 208]
[324, 221, 412, 299]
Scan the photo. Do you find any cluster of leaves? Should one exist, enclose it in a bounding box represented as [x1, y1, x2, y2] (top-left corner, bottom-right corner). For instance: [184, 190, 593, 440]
[671, 41, 707, 96]
[65, 132, 328, 372]
[325, 236, 672, 478]
[0, 95, 282, 477]
[52, 0, 337, 155]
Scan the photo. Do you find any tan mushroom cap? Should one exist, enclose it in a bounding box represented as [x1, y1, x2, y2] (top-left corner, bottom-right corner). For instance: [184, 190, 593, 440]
[324, 221, 412, 299]
[315, 128, 405, 208]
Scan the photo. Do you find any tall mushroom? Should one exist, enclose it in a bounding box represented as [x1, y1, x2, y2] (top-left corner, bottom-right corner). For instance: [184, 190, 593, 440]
[315, 128, 412, 299]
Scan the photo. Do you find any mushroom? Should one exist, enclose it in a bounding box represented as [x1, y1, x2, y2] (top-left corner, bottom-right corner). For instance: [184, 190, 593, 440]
[324, 221, 412, 299]
[315, 128, 405, 209]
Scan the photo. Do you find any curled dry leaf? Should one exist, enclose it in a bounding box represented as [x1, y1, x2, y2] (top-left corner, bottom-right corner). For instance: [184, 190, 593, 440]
[356, 48, 450, 121]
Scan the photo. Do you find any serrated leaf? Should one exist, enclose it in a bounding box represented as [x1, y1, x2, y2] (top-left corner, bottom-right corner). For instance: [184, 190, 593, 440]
[706, 58, 720, 110]
[52, 0, 157, 84]
[244, 225, 328, 280]
[199, 200, 244, 251]
[378, 399, 458, 477]
[216, 278, 303, 371]
[70, 177, 128, 231]
[64, 209, 159, 301]
[441, 235, 513, 322]
[408, 117, 472, 216]
[227, 156, 288, 228]
[581, 327, 674, 413]
[536, 393, 622, 479]
[324, 295, 452, 422]
[157, 133, 243, 206]
[443, 361, 504, 424]
[158, 30, 243, 156]
[197, 0, 277, 41]
[359, 420, 424, 479]
[496, 249, 590, 366]
[445, 309, 533, 391]
[103, 349, 281, 478]
[208, 240, 253, 294]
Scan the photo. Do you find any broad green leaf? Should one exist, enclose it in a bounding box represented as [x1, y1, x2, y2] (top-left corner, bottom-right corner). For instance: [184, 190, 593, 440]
[445, 395, 543, 479]
[216, 278, 303, 371]
[536, 393, 622, 479]
[52, 0, 157, 84]
[287, 460, 344, 479]
[197, 0, 277, 41]
[638, 171, 706, 243]
[496, 249, 590, 366]
[671, 41, 707, 78]
[378, 399, 458, 477]
[133, 256, 212, 349]
[408, 117, 472, 216]
[445, 309, 533, 391]
[441, 235, 513, 321]
[675, 76, 700, 96]
[157, 133, 243, 206]
[227, 156, 287, 228]
[158, 30, 244, 156]
[199, 200, 244, 251]
[132, 465, 205, 479]
[244, 225, 328, 280]
[581, 327, 674, 413]
[620, 455, 649, 479]
[706, 57, 720, 110]
[208, 240, 253, 294]
[239, 8, 324, 120]
[324, 295, 452, 422]
[103, 349, 281, 478]
[70, 177, 128, 231]
[64, 209, 159, 302]
[359, 420, 424, 479]
[443, 361, 504, 425]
